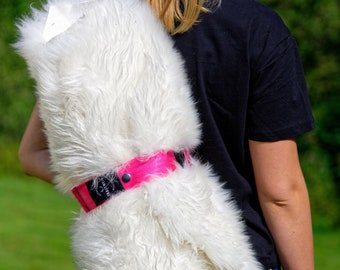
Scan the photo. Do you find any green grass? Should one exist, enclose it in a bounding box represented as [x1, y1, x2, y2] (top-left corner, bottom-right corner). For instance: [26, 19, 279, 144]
[0, 174, 78, 270]
[314, 227, 340, 269]
[1, 174, 339, 269]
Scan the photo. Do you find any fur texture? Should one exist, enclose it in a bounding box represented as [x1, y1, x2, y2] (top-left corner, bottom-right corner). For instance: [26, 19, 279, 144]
[15, 0, 263, 269]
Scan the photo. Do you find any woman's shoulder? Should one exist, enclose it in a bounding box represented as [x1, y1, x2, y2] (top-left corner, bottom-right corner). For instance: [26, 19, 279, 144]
[218, 0, 278, 18]
[205, 0, 292, 53]
[216, 0, 289, 32]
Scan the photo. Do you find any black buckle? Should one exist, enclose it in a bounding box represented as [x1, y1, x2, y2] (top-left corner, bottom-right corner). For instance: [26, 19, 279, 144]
[86, 174, 124, 207]
[174, 151, 186, 167]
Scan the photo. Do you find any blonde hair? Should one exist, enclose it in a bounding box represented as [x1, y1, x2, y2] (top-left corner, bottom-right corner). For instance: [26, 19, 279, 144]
[147, 0, 221, 35]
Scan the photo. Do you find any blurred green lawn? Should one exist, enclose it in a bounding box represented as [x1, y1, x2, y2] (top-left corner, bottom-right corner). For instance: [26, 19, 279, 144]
[0, 174, 339, 269]
[0, 174, 77, 270]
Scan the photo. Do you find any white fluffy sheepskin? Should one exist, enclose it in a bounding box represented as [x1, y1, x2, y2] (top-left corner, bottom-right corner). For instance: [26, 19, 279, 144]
[15, 0, 263, 269]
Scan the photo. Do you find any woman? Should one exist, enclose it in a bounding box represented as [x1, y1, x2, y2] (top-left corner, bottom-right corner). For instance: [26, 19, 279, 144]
[19, 0, 315, 269]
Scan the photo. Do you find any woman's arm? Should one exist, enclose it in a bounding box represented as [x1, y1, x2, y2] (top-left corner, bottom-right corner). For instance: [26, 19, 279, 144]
[249, 139, 314, 270]
[18, 103, 55, 183]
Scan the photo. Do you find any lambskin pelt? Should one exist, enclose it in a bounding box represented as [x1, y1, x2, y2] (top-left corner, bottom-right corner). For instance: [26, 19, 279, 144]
[15, 0, 263, 269]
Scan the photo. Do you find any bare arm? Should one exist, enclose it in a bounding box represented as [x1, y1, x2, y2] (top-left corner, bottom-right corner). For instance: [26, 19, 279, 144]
[18, 103, 55, 183]
[249, 139, 314, 270]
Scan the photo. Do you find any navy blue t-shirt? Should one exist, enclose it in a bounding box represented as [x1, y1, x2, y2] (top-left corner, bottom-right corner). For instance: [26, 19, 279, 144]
[172, 0, 315, 268]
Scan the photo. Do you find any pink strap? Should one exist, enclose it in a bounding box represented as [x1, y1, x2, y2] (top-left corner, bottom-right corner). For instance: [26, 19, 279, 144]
[71, 182, 97, 212]
[71, 150, 190, 212]
[117, 151, 177, 190]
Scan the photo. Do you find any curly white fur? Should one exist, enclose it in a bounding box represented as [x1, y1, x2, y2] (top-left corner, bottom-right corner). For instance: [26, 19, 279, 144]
[15, 0, 263, 269]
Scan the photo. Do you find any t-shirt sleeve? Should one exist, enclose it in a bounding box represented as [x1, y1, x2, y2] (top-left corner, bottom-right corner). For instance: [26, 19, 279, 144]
[247, 7, 315, 141]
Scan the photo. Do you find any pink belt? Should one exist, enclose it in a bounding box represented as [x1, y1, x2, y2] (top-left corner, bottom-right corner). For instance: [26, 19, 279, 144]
[71, 150, 190, 213]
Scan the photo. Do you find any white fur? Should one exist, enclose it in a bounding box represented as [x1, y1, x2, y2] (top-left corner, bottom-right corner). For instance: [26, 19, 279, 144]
[15, 0, 263, 269]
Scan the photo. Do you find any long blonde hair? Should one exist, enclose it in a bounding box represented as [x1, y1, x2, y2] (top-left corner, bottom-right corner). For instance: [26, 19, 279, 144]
[147, 0, 221, 35]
